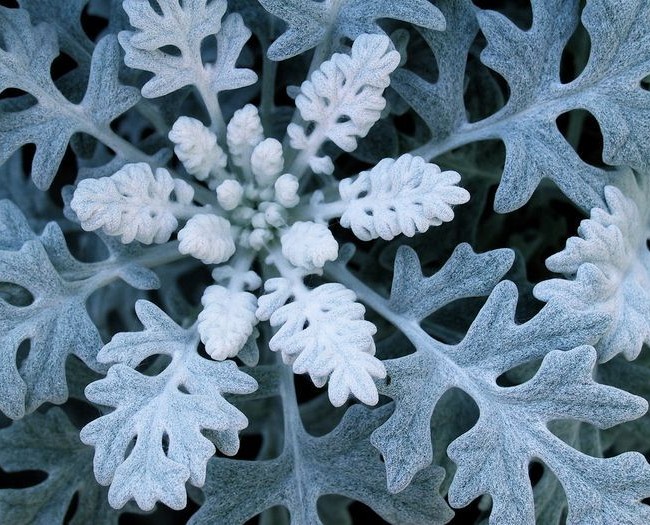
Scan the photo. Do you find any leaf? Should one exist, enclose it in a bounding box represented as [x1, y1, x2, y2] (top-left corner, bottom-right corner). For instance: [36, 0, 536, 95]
[290, 34, 400, 154]
[0, 8, 139, 189]
[369, 244, 650, 522]
[18, 0, 94, 70]
[207, 13, 258, 94]
[70, 162, 194, 245]
[391, 0, 478, 145]
[0, 408, 126, 525]
[0, 239, 103, 419]
[338, 154, 470, 241]
[81, 300, 257, 511]
[534, 179, 650, 361]
[259, 280, 385, 406]
[446, 347, 650, 525]
[198, 284, 259, 360]
[402, 0, 650, 212]
[389, 243, 514, 320]
[118, 0, 228, 97]
[0, 202, 163, 418]
[258, 0, 445, 61]
[191, 405, 453, 525]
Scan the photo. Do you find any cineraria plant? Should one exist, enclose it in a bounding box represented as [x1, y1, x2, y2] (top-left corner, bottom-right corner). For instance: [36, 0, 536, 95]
[0, 0, 650, 524]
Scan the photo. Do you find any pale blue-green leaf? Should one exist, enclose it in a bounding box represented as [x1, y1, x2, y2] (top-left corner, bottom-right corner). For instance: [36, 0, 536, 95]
[191, 404, 452, 525]
[0, 408, 127, 525]
[389, 243, 514, 320]
[259, 0, 445, 60]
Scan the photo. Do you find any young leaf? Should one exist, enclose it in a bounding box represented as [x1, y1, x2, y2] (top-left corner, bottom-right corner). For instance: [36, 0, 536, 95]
[534, 179, 650, 362]
[338, 154, 470, 241]
[290, 34, 400, 154]
[258, 280, 385, 406]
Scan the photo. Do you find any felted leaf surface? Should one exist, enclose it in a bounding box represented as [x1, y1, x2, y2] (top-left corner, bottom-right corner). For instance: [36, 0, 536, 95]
[81, 300, 257, 511]
[369, 246, 650, 523]
[338, 154, 470, 241]
[534, 178, 650, 361]
[388, 242, 514, 320]
[118, 0, 228, 97]
[0, 8, 139, 189]
[259, 280, 385, 407]
[18, 0, 93, 71]
[0, 239, 102, 419]
[0, 201, 163, 418]
[191, 404, 453, 525]
[0, 409, 124, 525]
[258, 0, 445, 60]
[402, 0, 650, 211]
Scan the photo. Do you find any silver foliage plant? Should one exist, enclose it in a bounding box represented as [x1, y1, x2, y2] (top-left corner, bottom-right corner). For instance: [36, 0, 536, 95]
[0, 0, 650, 523]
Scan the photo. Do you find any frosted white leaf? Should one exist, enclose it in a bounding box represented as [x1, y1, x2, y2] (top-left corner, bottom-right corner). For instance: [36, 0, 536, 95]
[260, 281, 384, 406]
[216, 179, 244, 211]
[177, 214, 235, 264]
[274, 173, 300, 208]
[168, 117, 226, 181]
[286, 122, 308, 149]
[80, 301, 256, 511]
[309, 155, 335, 175]
[534, 182, 650, 361]
[281, 221, 339, 272]
[255, 278, 293, 321]
[295, 33, 400, 152]
[263, 202, 286, 227]
[205, 13, 257, 94]
[248, 228, 272, 250]
[227, 104, 264, 168]
[339, 154, 470, 241]
[251, 138, 284, 186]
[198, 285, 259, 360]
[70, 162, 194, 244]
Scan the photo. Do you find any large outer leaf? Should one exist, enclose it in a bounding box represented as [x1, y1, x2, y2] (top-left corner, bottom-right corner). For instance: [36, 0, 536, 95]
[401, 0, 650, 212]
[0, 240, 102, 419]
[0, 7, 139, 189]
[364, 246, 650, 523]
[0, 409, 126, 525]
[258, 0, 445, 60]
[0, 201, 162, 418]
[191, 404, 453, 525]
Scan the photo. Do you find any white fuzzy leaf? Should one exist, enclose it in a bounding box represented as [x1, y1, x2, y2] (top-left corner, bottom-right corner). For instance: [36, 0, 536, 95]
[259, 281, 384, 406]
[281, 221, 339, 272]
[81, 301, 257, 511]
[226, 104, 265, 168]
[168, 117, 226, 181]
[294, 33, 400, 152]
[339, 154, 470, 241]
[70, 163, 194, 244]
[177, 214, 235, 264]
[118, 0, 227, 98]
[198, 285, 259, 360]
[534, 180, 650, 361]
